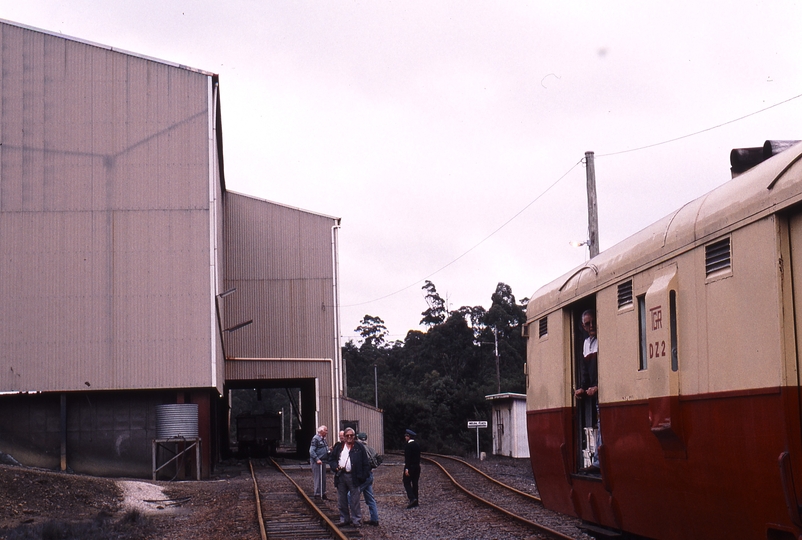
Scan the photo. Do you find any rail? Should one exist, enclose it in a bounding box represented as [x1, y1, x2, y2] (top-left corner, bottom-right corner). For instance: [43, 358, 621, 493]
[424, 452, 542, 502]
[422, 453, 581, 540]
[248, 458, 349, 540]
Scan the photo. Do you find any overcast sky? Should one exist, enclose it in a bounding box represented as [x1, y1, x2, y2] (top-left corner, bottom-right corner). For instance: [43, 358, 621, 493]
[4, 1, 802, 341]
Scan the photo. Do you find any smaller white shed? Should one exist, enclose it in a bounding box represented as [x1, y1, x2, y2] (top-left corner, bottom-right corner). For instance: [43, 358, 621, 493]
[485, 393, 529, 458]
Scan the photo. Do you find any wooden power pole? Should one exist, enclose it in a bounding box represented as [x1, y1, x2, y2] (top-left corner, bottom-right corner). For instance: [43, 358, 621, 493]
[585, 151, 600, 258]
[493, 326, 500, 394]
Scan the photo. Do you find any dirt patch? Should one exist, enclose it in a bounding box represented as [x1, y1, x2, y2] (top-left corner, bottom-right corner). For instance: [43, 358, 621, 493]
[0, 465, 121, 529]
[0, 463, 259, 540]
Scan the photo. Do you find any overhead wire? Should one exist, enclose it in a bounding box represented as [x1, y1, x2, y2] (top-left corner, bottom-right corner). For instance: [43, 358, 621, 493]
[341, 160, 583, 308]
[343, 91, 802, 310]
[597, 92, 802, 157]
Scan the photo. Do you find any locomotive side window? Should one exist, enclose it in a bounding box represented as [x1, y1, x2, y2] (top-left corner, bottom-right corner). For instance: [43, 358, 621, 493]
[669, 290, 678, 372]
[638, 294, 647, 370]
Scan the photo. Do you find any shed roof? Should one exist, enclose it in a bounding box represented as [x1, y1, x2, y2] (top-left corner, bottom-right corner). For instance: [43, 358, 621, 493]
[485, 393, 527, 401]
[226, 190, 341, 223]
[0, 17, 215, 76]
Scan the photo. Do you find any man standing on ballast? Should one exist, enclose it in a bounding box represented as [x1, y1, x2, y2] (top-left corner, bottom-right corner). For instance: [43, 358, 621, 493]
[329, 427, 370, 527]
[403, 428, 421, 508]
[309, 425, 329, 499]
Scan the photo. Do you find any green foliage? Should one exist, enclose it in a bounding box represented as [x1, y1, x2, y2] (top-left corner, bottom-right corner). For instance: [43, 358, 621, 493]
[343, 281, 528, 455]
[420, 280, 447, 326]
[355, 314, 388, 347]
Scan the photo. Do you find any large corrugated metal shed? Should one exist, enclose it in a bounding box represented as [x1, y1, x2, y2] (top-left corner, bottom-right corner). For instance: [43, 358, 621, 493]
[0, 19, 225, 393]
[0, 18, 381, 477]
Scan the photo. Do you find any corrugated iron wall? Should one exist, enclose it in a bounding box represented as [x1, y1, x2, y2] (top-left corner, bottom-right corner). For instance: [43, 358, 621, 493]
[222, 193, 343, 438]
[341, 397, 384, 455]
[0, 21, 218, 392]
[222, 193, 339, 361]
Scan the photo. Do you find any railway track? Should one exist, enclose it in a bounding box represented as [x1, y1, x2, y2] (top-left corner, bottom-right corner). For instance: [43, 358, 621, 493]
[249, 458, 355, 540]
[422, 453, 593, 539]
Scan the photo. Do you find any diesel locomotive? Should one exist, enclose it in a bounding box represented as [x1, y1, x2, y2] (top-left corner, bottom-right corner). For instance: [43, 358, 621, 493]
[525, 140, 802, 539]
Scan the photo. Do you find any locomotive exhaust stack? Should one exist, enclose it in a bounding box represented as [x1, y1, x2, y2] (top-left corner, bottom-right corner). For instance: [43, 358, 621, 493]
[730, 139, 799, 177]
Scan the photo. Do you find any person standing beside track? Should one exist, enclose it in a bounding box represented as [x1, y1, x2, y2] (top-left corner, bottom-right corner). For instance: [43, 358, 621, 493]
[327, 431, 346, 501]
[331, 430, 345, 454]
[329, 427, 370, 527]
[309, 425, 330, 500]
[403, 428, 421, 508]
[356, 432, 380, 526]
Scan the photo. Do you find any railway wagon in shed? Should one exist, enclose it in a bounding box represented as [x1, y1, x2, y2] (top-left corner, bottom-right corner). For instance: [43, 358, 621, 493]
[236, 413, 282, 457]
[525, 141, 802, 539]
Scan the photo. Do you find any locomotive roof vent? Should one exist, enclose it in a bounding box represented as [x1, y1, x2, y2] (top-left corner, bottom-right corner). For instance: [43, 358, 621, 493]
[730, 140, 800, 178]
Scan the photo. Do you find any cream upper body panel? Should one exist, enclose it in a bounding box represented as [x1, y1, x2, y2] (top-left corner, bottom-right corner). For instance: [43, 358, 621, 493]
[526, 144, 802, 407]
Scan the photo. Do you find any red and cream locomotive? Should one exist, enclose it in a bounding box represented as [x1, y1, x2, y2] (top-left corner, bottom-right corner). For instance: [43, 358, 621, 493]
[525, 141, 802, 539]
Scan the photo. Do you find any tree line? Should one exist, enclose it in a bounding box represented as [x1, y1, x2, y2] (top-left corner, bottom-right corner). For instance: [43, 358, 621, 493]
[343, 281, 528, 455]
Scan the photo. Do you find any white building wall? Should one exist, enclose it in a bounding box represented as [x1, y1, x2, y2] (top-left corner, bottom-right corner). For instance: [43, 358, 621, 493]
[487, 393, 530, 458]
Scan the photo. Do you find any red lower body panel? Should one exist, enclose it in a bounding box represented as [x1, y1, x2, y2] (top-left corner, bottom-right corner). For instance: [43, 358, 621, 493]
[528, 387, 802, 539]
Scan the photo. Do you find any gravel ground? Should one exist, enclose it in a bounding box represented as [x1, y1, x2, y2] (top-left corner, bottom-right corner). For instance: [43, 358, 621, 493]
[284, 452, 593, 540]
[0, 453, 592, 539]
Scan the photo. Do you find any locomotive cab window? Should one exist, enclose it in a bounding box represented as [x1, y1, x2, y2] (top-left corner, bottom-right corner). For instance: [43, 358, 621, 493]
[638, 294, 647, 370]
[669, 290, 678, 372]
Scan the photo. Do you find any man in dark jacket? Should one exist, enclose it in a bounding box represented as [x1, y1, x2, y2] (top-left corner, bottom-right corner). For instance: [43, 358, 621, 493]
[403, 428, 421, 508]
[575, 309, 601, 473]
[328, 427, 370, 527]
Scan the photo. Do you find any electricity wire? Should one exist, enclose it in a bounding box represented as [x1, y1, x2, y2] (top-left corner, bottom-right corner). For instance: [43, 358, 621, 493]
[597, 92, 802, 157]
[341, 160, 583, 308]
[343, 91, 802, 310]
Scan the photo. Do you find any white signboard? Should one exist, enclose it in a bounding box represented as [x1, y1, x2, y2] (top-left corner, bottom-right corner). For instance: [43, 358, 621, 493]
[467, 421, 488, 428]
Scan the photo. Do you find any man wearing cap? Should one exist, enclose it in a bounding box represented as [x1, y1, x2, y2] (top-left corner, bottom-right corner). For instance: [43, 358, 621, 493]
[328, 427, 371, 527]
[403, 429, 421, 508]
[356, 432, 380, 526]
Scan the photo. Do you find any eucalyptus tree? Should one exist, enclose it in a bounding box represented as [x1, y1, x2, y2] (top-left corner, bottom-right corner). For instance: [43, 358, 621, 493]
[420, 280, 447, 326]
